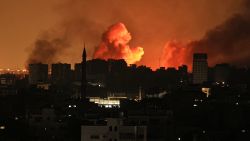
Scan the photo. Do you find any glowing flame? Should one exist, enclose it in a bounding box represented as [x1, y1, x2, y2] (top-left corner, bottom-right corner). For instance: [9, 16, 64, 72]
[160, 40, 192, 70]
[93, 22, 144, 64]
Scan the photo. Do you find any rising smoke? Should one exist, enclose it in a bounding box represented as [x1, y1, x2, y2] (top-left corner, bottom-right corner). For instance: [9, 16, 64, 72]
[191, 13, 250, 66]
[26, 31, 69, 66]
[160, 0, 250, 70]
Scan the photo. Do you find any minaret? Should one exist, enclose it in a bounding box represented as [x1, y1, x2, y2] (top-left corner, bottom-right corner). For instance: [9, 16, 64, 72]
[81, 45, 87, 100]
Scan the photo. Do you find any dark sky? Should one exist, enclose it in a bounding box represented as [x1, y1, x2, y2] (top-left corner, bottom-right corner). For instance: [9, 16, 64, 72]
[0, 0, 245, 69]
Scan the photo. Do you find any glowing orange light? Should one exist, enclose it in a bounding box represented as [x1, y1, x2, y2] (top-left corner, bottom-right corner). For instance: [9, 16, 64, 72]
[160, 40, 192, 70]
[93, 22, 144, 65]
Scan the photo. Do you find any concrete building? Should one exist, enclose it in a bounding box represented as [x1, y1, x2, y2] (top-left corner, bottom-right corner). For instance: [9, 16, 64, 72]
[192, 53, 208, 84]
[81, 118, 147, 141]
[51, 63, 71, 85]
[29, 63, 48, 85]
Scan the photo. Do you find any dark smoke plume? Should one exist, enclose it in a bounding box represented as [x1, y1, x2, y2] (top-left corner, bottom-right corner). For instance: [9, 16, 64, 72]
[26, 30, 69, 66]
[190, 9, 250, 67]
[161, 0, 250, 69]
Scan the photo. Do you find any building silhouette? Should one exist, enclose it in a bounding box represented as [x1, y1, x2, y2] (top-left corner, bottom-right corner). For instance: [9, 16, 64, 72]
[28, 63, 48, 85]
[51, 63, 71, 85]
[214, 63, 230, 83]
[178, 65, 188, 84]
[74, 63, 82, 82]
[192, 53, 208, 84]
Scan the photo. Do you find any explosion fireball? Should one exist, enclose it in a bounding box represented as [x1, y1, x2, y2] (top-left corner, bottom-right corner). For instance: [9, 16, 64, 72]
[93, 22, 144, 65]
[160, 40, 193, 69]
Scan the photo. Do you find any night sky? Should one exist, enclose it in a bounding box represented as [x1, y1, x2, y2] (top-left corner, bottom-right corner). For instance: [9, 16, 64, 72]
[0, 0, 247, 70]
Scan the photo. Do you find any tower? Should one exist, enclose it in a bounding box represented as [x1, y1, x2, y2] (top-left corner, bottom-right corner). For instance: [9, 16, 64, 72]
[192, 53, 208, 84]
[81, 45, 87, 100]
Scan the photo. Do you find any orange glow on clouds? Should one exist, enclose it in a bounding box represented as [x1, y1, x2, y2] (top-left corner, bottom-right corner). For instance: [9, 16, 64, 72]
[160, 40, 192, 70]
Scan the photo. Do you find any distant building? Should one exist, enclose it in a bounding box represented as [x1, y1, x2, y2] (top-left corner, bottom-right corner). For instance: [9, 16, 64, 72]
[87, 59, 108, 74]
[0, 74, 17, 96]
[108, 59, 127, 73]
[29, 63, 48, 85]
[192, 53, 208, 84]
[51, 63, 71, 85]
[0, 74, 16, 86]
[81, 118, 147, 141]
[178, 65, 188, 74]
[214, 63, 230, 83]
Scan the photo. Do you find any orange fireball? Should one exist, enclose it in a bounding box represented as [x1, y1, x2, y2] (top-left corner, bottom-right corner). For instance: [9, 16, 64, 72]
[93, 22, 144, 65]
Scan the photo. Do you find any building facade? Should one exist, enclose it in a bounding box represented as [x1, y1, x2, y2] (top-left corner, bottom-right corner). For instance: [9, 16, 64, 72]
[192, 53, 208, 84]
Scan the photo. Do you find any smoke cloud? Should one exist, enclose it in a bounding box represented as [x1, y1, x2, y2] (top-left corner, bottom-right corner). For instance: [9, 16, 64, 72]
[93, 22, 144, 64]
[191, 12, 250, 66]
[160, 0, 250, 70]
[25, 0, 245, 69]
[26, 30, 69, 65]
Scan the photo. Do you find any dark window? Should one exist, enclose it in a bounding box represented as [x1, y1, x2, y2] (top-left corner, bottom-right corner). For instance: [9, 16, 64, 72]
[109, 126, 112, 131]
[114, 126, 117, 131]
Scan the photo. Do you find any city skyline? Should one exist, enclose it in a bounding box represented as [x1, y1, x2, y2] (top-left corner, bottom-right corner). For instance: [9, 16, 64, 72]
[0, 54, 248, 73]
[1, 1, 250, 140]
